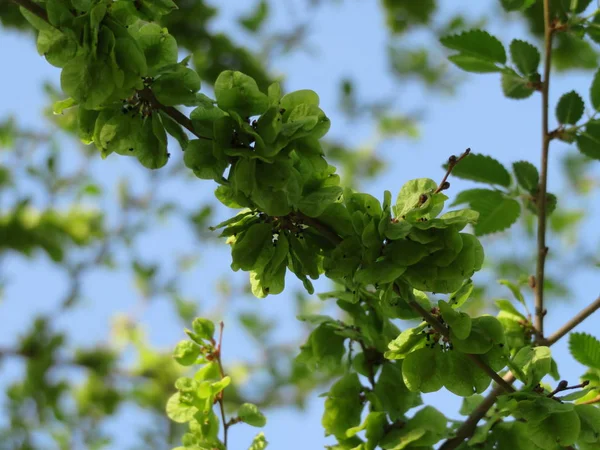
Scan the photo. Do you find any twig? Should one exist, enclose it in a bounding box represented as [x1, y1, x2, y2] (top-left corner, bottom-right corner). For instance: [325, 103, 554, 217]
[214, 322, 229, 448]
[11, 0, 48, 23]
[439, 376, 514, 450]
[357, 340, 377, 388]
[546, 295, 600, 345]
[548, 380, 589, 398]
[11, 0, 211, 143]
[403, 293, 515, 393]
[137, 87, 211, 141]
[440, 295, 600, 449]
[434, 148, 471, 194]
[295, 212, 343, 245]
[534, 0, 554, 343]
[580, 394, 600, 405]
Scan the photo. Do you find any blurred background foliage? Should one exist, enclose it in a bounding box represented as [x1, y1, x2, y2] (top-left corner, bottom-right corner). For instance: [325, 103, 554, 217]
[0, 0, 599, 448]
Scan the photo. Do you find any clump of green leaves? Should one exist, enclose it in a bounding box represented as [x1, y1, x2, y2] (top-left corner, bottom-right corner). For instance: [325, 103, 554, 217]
[169, 318, 267, 449]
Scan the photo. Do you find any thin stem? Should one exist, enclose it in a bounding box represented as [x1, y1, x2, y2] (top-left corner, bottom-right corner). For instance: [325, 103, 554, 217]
[434, 148, 471, 194]
[357, 340, 377, 388]
[11, 0, 48, 23]
[215, 322, 229, 448]
[535, 0, 554, 342]
[137, 87, 212, 141]
[546, 295, 600, 345]
[580, 394, 600, 405]
[404, 294, 515, 393]
[439, 376, 514, 450]
[440, 295, 600, 449]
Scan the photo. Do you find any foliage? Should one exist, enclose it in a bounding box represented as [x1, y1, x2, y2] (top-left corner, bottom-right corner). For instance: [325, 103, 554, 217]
[1, 0, 600, 449]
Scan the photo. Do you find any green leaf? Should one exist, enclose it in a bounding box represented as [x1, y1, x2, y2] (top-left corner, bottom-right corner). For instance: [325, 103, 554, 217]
[394, 178, 438, 218]
[131, 23, 178, 75]
[569, 333, 600, 369]
[440, 29, 506, 64]
[214, 71, 269, 116]
[449, 279, 474, 308]
[184, 139, 228, 181]
[447, 54, 502, 73]
[231, 223, 273, 272]
[529, 408, 580, 448]
[457, 315, 505, 353]
[298, 186, 343, 217]
[192, 318, 215, 341]
[248, 432, 268, 450]
[452, 189, 520, 235]
[510, 39, 540, 75]
[238, 403, 266, 427]
[296, 323, 346, 372]
[459, 394, 484, 416]
[590, 68, 600, 111]
[166, 392, 198, 423]
[442, 351, 492, 396]
[173, 340, 201, 366]
[239, 0, 269, 33]
[61, 55, 116, 109]
[322, 373, 364, 438]
[556, 91, 585, 125]
[386, 324, 427, 360]
[577, 120, 600, 160]
[444, 153, 511, 187]
[498, 279, 526, 306]
[575, 404, 600, 444]
[373, 363, 421, 420]
[502, 69, 535, 99]
[439, 300, 471, 340]
[402, 348, 444, 393]
[512, 346, 552, 386]
[159, 111, 189, 150]
[500, 0, 536, 10]
[512, 161, 539, 193]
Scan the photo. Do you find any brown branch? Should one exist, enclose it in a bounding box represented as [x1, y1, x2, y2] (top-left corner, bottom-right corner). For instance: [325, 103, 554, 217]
[440, 295, 600, 449]
[357, 340, 377, 388]
[214, 322, 229, 448]
[546, 295, 600, 345]
[439, 375, 515, 450]
[11, 0, 48, 23]
[12, 0, 211, 143]
[404, 293, 515, 393]
[434, 148, 471, 194]
[534, 0, 554, 343]
[136, 86, 212, 141]
[580, 394, 600, 405]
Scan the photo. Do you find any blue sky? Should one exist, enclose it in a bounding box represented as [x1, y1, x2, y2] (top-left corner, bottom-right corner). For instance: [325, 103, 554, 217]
[1, 0, 599, 449]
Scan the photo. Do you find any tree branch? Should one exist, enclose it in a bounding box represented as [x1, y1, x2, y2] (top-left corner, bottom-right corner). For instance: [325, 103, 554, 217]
[11, 0, 48, 23]
[439, 375, 515, 450]
[534, 0, 554, 342]
[440, 294, 600, 450]
[214, 322, 229, 448]
[546, 295, 600, 345]
[137, 87, 211, 141]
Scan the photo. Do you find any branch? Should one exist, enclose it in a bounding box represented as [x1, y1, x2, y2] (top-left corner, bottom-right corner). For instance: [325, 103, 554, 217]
[404, 294, 515, 393]
[11, 0, 211, 143]
[534, 0, 554, 342]
[439, 375, 514, 450]
[440, 295, 600, 450]
[214, 322, 229, 448]
[580, 394, 600, 405]
[11, 0, 48, 23]
[137, 87, 211, 141]
[546, 295, 600, 345]
[434, 148, 471, 194]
